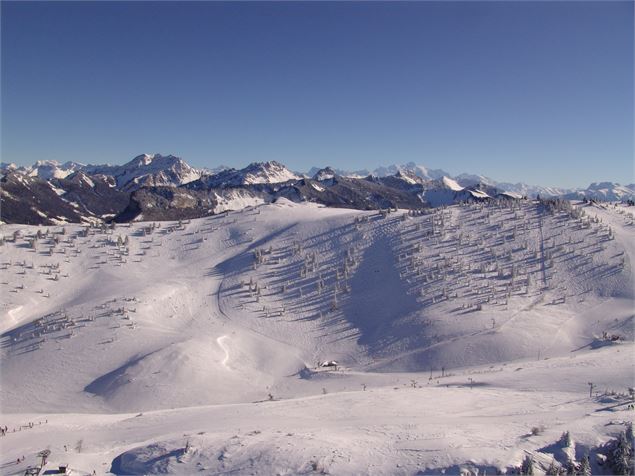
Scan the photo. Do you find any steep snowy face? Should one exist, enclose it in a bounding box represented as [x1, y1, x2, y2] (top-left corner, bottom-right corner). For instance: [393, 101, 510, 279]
[113, 154, 202, 190]
[240, 161, 300, 184]
[393, 170, 422, 185]
[66, 171, 95, 188]
[196, 161, 300, 188]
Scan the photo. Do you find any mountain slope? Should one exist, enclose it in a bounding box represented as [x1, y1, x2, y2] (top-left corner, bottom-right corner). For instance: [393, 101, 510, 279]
[1, 173, 88, 225]
[1, 199, 632, 412]
[1, 199, 632, 475]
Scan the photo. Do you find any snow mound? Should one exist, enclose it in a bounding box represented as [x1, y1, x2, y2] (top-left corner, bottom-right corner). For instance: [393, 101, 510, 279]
[85, 334, 305, 411]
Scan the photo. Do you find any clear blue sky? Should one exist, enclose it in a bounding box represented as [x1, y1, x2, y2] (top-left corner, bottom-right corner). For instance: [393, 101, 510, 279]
[2, 1, 633, 188]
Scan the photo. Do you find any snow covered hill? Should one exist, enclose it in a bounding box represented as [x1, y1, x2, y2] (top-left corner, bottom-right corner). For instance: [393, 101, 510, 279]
[0, 199, 633, 475]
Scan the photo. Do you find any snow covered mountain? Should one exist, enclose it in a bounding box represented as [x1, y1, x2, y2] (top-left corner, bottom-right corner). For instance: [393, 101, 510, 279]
[311, 166, 338, 182]
[2, 154, 633, 226]
[1, 199, 633, 475]
[419, 176, 497, 206]
[307, 162, 449, 181]
[85, 153, 203, 191]
[372, 162, 449, 181]
[308, 163, 579, 198]
[0, 170, 130, 225]
[194, 161, 300, 188]
[1, 160, 86, 180]
[2, 154, 203, 191]
[563, 182, 635, 202]
[306, 165, 371, 178]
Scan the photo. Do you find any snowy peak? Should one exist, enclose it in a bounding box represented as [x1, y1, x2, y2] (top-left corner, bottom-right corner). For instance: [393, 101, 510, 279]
[127, 153, 183, 170]
[113, 153, 201, 190]
[196, 161, 300, 188]
[393, 169, 423, 185]
[240, 161, 300, 185]
[312, 166, 337, 181]
[130, 153, 157, 167]
[66, 170, 96, 188]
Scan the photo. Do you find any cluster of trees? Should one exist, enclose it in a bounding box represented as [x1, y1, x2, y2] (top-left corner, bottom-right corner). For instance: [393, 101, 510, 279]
[539, 198, 585, 219]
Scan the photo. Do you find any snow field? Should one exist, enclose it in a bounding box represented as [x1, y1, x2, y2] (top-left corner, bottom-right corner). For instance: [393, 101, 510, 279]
[0, 199, 633, 474]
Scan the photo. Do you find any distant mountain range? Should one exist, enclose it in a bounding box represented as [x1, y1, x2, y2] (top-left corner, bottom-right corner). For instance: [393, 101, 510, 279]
[306, 163, 577, 199]
[1, 154, 632, 225]
[2, 154, 202, 191]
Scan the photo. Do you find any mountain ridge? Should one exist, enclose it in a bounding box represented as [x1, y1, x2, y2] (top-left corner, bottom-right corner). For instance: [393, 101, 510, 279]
[2, 154, 633, 225]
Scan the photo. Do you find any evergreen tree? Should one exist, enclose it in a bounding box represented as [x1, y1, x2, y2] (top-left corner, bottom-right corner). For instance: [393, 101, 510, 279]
[579, 454, 591, 476]
[565, 461, 577, 475]
[521, 455, 535, 475]
[611, 430, 634, 475]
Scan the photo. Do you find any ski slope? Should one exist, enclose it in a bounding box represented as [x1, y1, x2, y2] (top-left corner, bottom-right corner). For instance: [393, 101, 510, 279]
[0, 199, 633, 475]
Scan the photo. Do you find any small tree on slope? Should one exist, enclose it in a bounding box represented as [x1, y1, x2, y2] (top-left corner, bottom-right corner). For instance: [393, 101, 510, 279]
[520, 455, 534, 475]
[609, 427, 634, 476]
[579, 455, 591, 476]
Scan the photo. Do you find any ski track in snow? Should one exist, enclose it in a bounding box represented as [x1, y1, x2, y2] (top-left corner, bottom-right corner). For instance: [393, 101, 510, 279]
[216, 335, 230, 368]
